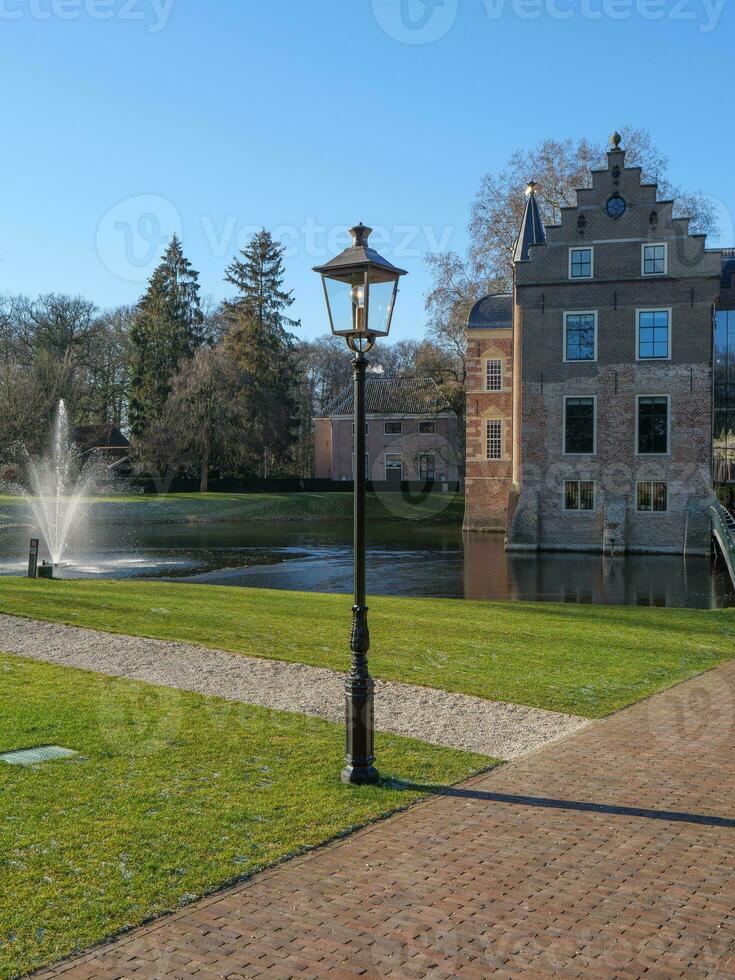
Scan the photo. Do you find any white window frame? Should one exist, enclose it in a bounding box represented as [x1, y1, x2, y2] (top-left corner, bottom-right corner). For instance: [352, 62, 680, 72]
[351, 422, 369, 434]
[568, 246, 594, 280]
[418, 419, 436, 435]
[635, 394, 671, 457]
[641, 242, 668, 277]
[384, 421, 402, 435]
[486, 419, 503, 460]
[563, 311, 598, 363]
[636, 308, 672, 362]
[562, 480, 596, 513]
[562, 395, 597, 456]
[384, 453, 402, 479]
[486, 357, 503, 391]
[636, 480, 669, 514]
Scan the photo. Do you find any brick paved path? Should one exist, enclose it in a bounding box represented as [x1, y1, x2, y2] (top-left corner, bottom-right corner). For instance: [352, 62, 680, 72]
[39, 663, 735, 978]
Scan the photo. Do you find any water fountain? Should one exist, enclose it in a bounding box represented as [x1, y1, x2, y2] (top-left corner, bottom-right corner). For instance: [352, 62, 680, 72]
[18, 400, 99, 577]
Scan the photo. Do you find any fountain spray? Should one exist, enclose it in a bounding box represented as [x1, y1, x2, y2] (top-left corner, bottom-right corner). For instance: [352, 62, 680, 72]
[21, 400, 98, 574]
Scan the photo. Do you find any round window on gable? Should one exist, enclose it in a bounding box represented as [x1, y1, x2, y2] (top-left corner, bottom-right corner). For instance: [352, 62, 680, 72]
[605, 193, 626, 220]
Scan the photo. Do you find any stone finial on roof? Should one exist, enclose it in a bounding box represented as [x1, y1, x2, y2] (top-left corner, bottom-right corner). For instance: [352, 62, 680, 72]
[610, 131, 623, 150]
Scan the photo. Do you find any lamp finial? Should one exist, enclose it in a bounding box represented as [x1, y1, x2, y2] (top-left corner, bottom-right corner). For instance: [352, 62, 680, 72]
[350, 223, 372, 247]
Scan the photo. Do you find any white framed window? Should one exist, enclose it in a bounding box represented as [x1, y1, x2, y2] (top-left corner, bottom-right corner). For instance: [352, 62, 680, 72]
[636, 395, 671, 455]
[486, 358, 503, 391]
[569, 247, 594, 279]
[637, 309, 671, 360]
[564, 311, 597, 362]
[385, 453, 402, 480]
[351, 453, 369, 478]
[418, 453, 435, 481]
[637, 481, 668, 512]
[419, 420, 435, 434]
[563, 396, 596, 455]
[384, 421, 402, 435]
[351, 422, 369, 434]
[564, 480, 595, 512]
[642, 242, 668, 276]
[486, 419, 502, 460]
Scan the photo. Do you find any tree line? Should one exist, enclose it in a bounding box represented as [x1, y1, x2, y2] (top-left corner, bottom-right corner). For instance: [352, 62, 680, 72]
[0, 230, 459, 489]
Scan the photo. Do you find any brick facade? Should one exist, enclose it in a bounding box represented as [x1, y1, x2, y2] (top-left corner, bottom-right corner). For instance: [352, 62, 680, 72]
[466, 140, 723, 555]
[318, 414, 459, 482]
[315, 377, 460, 483]
[464, 324, 514, 530]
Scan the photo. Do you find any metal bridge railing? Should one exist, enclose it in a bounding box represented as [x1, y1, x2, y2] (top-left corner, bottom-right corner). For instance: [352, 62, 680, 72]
[710, 502, 735, 586]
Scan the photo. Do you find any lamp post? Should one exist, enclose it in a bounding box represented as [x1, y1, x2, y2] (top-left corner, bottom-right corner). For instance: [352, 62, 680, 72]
[314, 224, 407, 785]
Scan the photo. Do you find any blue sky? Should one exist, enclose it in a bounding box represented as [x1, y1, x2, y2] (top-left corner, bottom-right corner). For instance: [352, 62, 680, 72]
[2, 0, 733, 341]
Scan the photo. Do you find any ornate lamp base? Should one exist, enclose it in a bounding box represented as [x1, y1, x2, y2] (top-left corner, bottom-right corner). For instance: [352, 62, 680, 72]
[341, 605, 379, 786]
[341, 762, 380, 785]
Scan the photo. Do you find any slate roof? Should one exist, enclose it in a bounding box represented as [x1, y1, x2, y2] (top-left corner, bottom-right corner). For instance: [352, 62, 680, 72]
[320, 377, 454, 418]
[513, 186, 546, 262]
[74, 425, 129, 452]
[467, 293, 513, 330]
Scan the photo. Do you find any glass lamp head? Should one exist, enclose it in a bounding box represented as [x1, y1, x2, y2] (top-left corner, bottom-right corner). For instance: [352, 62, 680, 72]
[314, 224, 407, 349]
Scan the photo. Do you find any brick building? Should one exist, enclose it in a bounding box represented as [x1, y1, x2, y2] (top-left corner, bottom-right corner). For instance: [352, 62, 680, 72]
[465, 134, 725, 555]
[315, 376, 459, 484]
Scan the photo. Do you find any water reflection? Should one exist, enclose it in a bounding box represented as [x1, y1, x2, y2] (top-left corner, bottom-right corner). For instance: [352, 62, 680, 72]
[0, 518, 732, 610]
[463, 534, 730, 608]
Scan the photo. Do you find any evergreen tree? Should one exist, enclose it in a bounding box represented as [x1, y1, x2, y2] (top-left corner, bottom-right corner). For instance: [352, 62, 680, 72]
[128, 235, 204, 437]
[223, 230, 299, 474]
[224, 228, 300, 337]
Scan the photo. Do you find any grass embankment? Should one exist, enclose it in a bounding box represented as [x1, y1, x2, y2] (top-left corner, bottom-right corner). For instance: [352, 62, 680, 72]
[0, 655, 487, 976]
[0, 490, 464, 527]
[1, 578, 732, 718]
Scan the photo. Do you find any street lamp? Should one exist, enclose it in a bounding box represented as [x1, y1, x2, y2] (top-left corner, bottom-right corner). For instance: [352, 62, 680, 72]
[314, 223, 407, 785]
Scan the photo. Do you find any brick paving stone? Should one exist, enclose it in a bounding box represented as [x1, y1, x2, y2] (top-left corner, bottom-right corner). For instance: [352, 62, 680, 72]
[34, 661, 735, 978]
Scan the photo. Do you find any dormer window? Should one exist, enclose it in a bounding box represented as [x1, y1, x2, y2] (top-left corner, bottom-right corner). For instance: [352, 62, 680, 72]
[569, 247, 593, 279]
[642, 243, 667, 276]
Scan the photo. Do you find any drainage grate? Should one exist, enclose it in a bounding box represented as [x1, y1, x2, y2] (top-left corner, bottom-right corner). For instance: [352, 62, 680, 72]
[0, 745, 79, 767]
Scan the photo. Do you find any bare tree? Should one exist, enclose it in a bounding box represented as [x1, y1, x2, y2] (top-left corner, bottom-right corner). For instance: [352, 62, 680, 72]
[134, 346, 253, 491]
[0, 363, 40, 461]
[85, 306, 133, 427]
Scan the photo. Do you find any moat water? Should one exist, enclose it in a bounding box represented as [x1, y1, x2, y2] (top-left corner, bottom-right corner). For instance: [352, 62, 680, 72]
[0, 517, 732, 609]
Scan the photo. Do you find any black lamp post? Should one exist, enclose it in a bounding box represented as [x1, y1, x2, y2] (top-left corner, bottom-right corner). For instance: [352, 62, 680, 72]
[314, 224, 407, 785]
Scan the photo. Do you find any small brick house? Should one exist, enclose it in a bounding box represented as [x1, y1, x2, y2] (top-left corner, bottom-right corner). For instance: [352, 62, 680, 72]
[315, 377, 459, 483]
[465, 134, 726, 555]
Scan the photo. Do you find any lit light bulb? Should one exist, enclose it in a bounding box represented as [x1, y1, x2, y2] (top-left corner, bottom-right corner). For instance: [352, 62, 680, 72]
[351, 284, 366, 332]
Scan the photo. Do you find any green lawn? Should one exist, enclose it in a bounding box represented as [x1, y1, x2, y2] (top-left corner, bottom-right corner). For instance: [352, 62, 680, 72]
[1, 578, 732, 717]
[0, 490, 464, 528]
[0, 654, 488, 977]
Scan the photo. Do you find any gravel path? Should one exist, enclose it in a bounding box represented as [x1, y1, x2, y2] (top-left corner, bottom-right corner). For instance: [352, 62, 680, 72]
[0, 614, 589, 759]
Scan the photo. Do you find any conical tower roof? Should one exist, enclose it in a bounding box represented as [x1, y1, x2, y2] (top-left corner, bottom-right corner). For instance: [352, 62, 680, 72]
[513, 181, 546, 262]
